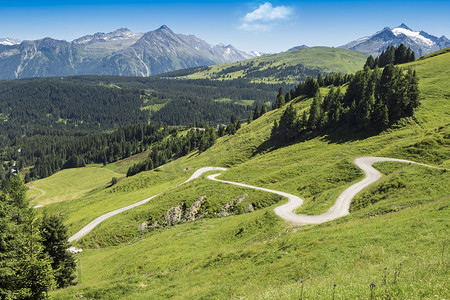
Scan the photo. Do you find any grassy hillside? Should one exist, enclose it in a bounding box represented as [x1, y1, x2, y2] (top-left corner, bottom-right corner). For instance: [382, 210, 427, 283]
[186, 47, 368, 83]
[41, 50, 449, 299]
[27, 166, 123, 206]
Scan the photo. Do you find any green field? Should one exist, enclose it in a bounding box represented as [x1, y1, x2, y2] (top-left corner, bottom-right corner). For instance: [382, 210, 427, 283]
[38, 50, 450, 299]
[188, 47, 368, 83]
[27, 165, 124, 206]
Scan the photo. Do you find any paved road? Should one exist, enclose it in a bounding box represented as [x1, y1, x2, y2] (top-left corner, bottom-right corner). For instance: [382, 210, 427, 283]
[68, 167, 226, 242]
[209, 157, 439, 225]
[69, 157, 438, 242]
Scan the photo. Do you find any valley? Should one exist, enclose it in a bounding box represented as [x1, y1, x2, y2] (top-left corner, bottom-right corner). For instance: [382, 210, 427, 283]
[20, 49, 449, 299]
[0, 5, 448, 298]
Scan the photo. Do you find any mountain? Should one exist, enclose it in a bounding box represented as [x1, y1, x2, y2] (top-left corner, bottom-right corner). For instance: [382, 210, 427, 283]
[0, 37, 21, 46]
[287, 44, 309, 52]
[97, 25, 260, 77]
[0, 26, 259, 79]
[340, 23, 450, 56]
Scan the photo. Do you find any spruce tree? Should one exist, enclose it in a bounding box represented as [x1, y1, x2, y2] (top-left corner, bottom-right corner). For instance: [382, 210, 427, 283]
[40, 213, 76, 288]
[308, 92, 323, 130]
[253, 104, 260, 120]
[273, 104, 299, 141]
[273, 87, 285, 109]
[260, 104, 267, 116]
[0, 176, 56, 299]
[304, 76, 320, 98]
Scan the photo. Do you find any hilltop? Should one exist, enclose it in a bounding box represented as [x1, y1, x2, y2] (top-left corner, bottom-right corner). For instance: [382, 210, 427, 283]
[170, 47, 368, 84]
[26, 49, 450, 299]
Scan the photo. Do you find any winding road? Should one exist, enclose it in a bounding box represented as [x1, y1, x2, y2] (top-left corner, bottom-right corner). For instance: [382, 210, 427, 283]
[68, 167, 226, 242]
[68, 157, 440, 242]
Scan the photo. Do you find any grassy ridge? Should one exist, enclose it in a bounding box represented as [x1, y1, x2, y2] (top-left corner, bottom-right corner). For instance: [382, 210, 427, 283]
[42, 50, 449, 298]
[187, 47, 368, 83]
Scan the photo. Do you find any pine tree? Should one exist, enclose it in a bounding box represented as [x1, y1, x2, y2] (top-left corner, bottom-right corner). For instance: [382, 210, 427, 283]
[0, 176, 56, 299]
[394, 43, 408, 64]
[364, 55, 376, 69]
[15, 215, 56, 299]
[304, 76, 319, 98]
[272, 104, 299, 141]
[317, 73, 324, 86]
[260, 104, 267, 116]
[253, 104, 260, 120]
[218, 124, 225, 137]
[300, 110, 308, 130]
[40, 213, 76, 288]
[247, 112, 252, 124]
[404, 69, 420, 115]
[308, 92, 323, 130]
[273, 87, 285, 109]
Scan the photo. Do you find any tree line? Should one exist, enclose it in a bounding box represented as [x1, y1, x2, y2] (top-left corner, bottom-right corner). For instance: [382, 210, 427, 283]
[364, 43, 415, 69]
[16, 124, 174, 180]
[271, 64, 419, 141]
[272, 73, 353, 110]
[126, 127, 217, 177]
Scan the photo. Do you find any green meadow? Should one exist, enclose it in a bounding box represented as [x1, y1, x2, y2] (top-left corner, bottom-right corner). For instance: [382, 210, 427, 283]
[188, 47, 368, 83]
[28, 50, 449, 299]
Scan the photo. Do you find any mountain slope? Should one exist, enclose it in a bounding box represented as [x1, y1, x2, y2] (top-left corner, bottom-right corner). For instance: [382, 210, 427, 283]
[38, 50, 449, 299]
[0, 26, 258, 79]
[97, 26, 258, 77]
[341, 23, 450, 56]
[183, 46, 368, 84]
[0, 37, 21, 45]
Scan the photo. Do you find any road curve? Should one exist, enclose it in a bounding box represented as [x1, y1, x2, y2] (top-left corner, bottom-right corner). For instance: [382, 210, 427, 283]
[68, 167, 226, 242]
[69, 157, 439, 242]
[208, 157, 440, 225]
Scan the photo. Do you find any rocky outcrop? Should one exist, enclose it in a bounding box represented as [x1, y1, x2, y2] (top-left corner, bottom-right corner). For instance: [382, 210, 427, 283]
[183, 195, 207, 222]
[144, 193, 253, 231]
[218, 194, 248, 217]
[138, 221, 148, 231]
[147, 195, 208, 229]
[163, 205, 183, 226]
[244, 203, 255, 213]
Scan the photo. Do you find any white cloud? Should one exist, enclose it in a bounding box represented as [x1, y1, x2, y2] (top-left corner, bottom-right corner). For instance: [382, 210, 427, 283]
[240, 2, 293, 32]
[244, 2, 293, 22]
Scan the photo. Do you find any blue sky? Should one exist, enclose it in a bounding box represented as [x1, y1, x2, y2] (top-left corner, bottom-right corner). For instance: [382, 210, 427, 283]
[1, 0, 449, 53]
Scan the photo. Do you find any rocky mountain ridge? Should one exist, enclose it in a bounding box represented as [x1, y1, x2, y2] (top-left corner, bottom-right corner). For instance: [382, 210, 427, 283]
[0, 26, 259, 79]
[340, 23, 450, 56]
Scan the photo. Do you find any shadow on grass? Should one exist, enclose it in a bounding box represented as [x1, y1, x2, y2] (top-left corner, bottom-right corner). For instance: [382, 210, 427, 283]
[253, 126, 378, 156]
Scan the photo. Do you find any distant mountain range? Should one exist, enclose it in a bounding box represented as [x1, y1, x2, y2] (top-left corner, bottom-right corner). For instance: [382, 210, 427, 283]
[340, 24, 450, 57]
[0, 26, 260, 79]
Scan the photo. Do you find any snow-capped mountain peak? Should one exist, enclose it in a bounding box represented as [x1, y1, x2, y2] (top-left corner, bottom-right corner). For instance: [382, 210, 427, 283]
[0, 38, 21, 46]
[397, 23, 412, 30]
[391, 25, 433, 46]
[340, 24, 450, 57]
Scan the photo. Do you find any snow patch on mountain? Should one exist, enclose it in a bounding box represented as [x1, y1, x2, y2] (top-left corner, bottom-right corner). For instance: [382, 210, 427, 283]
[72, 28, 143, 45]
[391, 27, 433, 46]
[0, 38, 21, 46]
[340, 24, 450, 57]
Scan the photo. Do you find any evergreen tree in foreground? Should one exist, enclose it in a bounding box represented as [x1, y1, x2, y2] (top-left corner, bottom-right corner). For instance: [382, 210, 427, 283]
[0, 175, 57, 299]
[40, 213, 76, 288]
